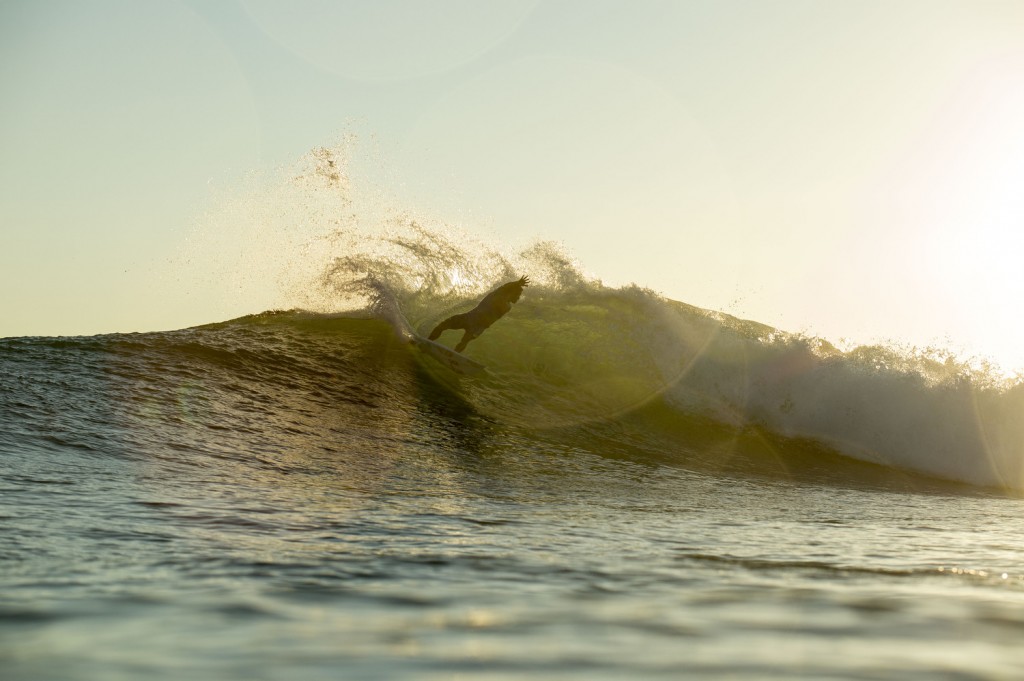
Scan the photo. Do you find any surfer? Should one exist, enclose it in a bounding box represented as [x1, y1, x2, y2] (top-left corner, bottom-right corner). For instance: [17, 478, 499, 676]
[428, 276, 529, 353]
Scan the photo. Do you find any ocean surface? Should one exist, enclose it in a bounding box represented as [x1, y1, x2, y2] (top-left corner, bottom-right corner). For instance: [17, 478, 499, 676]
[4, 271, 1024, 680]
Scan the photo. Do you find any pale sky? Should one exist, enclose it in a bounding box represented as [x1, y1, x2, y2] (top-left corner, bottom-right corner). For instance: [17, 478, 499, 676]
[3, 1, 1023, 369]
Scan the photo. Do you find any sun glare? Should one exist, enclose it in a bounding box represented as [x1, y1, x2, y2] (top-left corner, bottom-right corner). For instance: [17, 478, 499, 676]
[895, 51, 1024, 370]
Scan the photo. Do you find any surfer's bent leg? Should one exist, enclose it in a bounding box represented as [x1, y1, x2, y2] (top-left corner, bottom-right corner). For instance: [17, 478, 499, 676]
[428, 313, 469, 340]
[454, 330, 478, 353]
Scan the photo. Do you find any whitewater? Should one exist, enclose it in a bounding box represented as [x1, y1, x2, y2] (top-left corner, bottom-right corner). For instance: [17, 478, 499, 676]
[4, 144, 1024, 679]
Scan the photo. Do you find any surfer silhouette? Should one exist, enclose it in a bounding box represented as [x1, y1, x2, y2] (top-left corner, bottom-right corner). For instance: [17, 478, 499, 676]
[428, 276, 529, 353]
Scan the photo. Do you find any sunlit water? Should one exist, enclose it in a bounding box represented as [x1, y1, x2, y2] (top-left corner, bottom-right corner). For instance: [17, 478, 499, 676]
[4, 311, 1024, 680]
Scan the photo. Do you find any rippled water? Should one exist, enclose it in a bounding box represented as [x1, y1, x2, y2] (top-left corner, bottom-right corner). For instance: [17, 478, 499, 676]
[3, 313, 1024, 680]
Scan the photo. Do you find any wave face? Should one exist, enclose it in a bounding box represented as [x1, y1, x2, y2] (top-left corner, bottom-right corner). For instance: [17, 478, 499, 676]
[4, 271, 1023, 492]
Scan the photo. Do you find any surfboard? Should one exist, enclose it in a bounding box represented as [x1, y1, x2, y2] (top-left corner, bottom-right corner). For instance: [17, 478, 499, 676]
[408, 333, 487, 376]
[391, 310, 486, 376]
